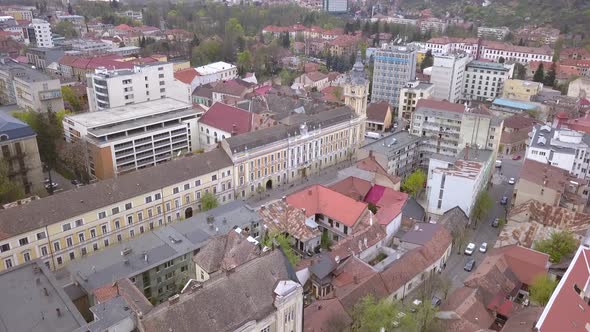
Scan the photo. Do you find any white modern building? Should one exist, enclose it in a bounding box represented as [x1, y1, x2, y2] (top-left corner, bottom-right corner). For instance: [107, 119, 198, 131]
[86, 62, 190, 112]
[430, 53, 471, 103]
[323, 0, 348, 13]
[426, 149, 494, 216]
[526, 124, 590, 179]
[175, 62, 238, 92]
[63, 98, 200, 179]
[463, 60, 514, 102]
[28, 19, 53, 48]
[372, 45, 417, 108]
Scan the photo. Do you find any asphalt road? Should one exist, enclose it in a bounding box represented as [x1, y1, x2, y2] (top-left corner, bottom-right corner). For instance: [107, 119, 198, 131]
[440, 155, 524, 292]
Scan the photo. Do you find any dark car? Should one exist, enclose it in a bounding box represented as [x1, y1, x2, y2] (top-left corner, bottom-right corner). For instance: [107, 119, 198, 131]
[71, 179, 80, 185]
[464, 259, 476, 272]
[431, 296, 442, 307]
[492, 218, 500, 228]
[500, 196, 508, 205]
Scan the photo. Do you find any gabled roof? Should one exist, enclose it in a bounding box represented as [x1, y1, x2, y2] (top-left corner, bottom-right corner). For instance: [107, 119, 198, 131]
[332, 256, 389, 312]
[198, 102, 253, 135]
[306, 71, 328, 82]
[304, 298, 352, 332]
[416, 98, 466, 114]
[518, 159, 569, 193]
[258, 200, 321, 243]
[463, 253, 522, 304]
[0, 112, 35, 140]
[174, 68, 199, 84]
[286, 184, 368, 228]
[437, 286, 495, 332]
[490, 245, 549, 285]
[536, 245, 590, 332]
[366, 101, 390, 123]
[192, 230, 260, 274]
[366, 186, 408, 225]
[329, 176, 372, 201]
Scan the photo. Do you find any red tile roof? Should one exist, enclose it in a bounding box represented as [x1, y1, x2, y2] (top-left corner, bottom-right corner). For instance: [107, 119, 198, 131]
[518, 159, 569, 194]
[303, 298, 352, 331]
[306, 71, 328, 82]
[320, 86, 344, 103]
[503, 114, 536, 129]
[332, 256, 389, 312]
[329, 176, 372, 201]
[174, 68, 199, 84]
[114, 24, 133, 31]
[198, 102, 253, 135]
[286, 184, 368, 228]
[536, 246, 590, 332]
[355, 155, 401, 186]
[439, 286, 495, 332]
[368, 186, 408, 225]
[366, 101, 390, 123]
[416, 98, 466, 113]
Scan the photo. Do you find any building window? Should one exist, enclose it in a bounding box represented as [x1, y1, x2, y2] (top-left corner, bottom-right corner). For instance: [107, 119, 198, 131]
[75, 219, 83, 227]
[125, 203, 133, 210]
[112, 207, 120, 215]
[195, 180, 201, 186]
[56, 257, 62, 265]
[115, 220, 120, 229]
[117, 234, 122, 242]
[90, 229, 96, 238]
[212, 175, 217, 181]
[69, 252, 75, 260]
[62, 223, 71, 232]
[81, 247, 87, 256]
[155, 193, 162, 200]
[53, 242, 60, 251]
[127, 215, 133, 225]
[23, 252, 31, 262]
[98, 211, 106, 219]
[36, 232, 47, 240]
[19, 237, 29, 246]
[184, 183, 190, 190]
[173, 187, 179, 194]
[66, 237, 73, 247]
[104, 239, 109, 247]
[145, 196, 152, 204]
[93, 243, 99, 251]
[78, 233, 84, 242]
[41, 246, 48, 256]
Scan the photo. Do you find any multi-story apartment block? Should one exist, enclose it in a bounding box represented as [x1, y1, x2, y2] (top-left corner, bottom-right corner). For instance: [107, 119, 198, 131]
[358, 131, 422, 178]
[222, 107, 364, 199]
[28, 19, 53, 48]
[372, 45, 417, 108]
[65, 201, 261, 305]
[411, 99, 503, 158]
[0, 148, 234, 272]
[63, 98, 199, 180]
[0, 60, 64, 112]
[0, 112, 44, 196]
[3, 9, 32, 21]
[526, 124, 590, 179]
[398, 81, 434, 127]
[419, 18, 448, 34]
[323, 0, 348, 13]
[477, 26, 510, 40]
[501, 79, 544, 101]
[86, 62, 190, 112]
[25, 47, 65, 71]
[463, 60, 514, 102]
[426, 148, 494, 215]
[430, 52, 471, 103]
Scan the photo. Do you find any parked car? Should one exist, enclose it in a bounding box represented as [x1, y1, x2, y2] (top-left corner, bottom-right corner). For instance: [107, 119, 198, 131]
[508, 177, 516, 185]
[495, 160, 502, 168]
[492, 218, 500, 228]
[431, 296, 442, 307]
[479, 242, 488, 253]
[512, 155, 522, 160]
[464, 242, 476, 255]
[500, 196, 508, 205]
[410, 299, 422, 312]
[71, 179, 80, 185]
[464, 259, 476, 272]
[44, 182, 59, 190]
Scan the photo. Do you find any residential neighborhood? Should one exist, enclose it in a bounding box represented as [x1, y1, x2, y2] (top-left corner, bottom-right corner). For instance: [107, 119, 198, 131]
[0, 0, 589, 331]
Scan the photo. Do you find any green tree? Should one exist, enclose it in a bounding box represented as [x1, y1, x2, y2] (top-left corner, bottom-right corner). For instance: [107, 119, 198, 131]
[320, 230, 332, 250]
[534, 230, 578, 263]
[471, 191, 493, 228]
[279, 69, 296, 86]
[352, 295, 413, 331]
[237, 50, 253, 74]
[514, 63, 526, 80]
[420, 50, 433, 70]
[533, 63, 545, 83]
[274, 233, 299, 266]
[191, 38, 222, 66]
[401, 170, 426, 198]
[498, 56, 505, 64]
[53, 21, 78, 38]
[530, 275, 558, 306]
[0, 160, 25, 204]
[544, 62, 557, 87]
[201, 191, 219, 211]
[61, 86, 82, 112]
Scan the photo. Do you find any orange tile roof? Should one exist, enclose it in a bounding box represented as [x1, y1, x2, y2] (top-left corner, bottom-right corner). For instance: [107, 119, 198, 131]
[174, 68, 198, 84]
[286, 184, 367, 228]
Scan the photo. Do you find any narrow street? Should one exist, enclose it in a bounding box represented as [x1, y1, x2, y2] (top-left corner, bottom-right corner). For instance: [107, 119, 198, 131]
[440, 155, 525, 292]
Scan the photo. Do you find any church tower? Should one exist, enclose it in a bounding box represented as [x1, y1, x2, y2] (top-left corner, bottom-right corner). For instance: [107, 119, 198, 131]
[344, 51, 369, 137]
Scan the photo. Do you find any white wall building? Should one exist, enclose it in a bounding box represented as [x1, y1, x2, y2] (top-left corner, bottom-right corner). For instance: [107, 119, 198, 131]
[63, 98, 199, 179]
[29, 19, 53, 48]
[526, 124, 590, 179]
[323, 0, 348, 13]
[86, 62, 190, 112]
[430, 53, 471, 103]
[426, 149, 494, 215]
[398, 81, 434, 125]
[463, 60, 514, 102]
[477, 26, 510, 40]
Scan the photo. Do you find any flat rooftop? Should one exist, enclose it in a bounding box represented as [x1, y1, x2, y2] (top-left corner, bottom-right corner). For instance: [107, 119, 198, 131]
[468, 60, 510, 71]
[0, 261, 86, 332]
[492, 98, 538, 111]
[361, 131, 421, 156]
[195, 61, 236, 75]
[67, 98, 192, 128]
[64, 201, 261, 292]
[0, 60, 56, 83]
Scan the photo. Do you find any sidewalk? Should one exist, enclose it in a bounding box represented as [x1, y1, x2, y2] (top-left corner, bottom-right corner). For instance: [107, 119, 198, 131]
[244, 160, 354, 206]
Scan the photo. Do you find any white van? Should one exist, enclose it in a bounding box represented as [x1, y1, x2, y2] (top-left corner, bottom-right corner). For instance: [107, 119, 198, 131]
[365, 131, 382, 139]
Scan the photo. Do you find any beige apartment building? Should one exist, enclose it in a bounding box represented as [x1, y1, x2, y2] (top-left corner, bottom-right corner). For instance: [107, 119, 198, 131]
[398, 81, 434, 128]
[0, 149, 234, 272]
[222, 107, 364, 199]
[501, 79, 543, 101]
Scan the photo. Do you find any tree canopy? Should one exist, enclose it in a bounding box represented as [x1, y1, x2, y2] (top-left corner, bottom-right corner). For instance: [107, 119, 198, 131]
[533, 63, 545, 83]
[201, 192, 219, 211]
[401, 170, 426, 198]
[530, 274, 558, 306]
[352, 295, 408, 332]
[471, 191, 493, 227]
[0, 160, 25, 204]
[534, 230, 578, 263]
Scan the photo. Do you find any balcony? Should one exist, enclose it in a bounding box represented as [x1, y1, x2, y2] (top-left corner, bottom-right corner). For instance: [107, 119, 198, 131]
[38, 89, 62, 101]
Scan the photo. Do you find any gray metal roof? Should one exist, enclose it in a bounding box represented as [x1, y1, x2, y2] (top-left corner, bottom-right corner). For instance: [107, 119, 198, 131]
[65, 201, 260, 292]
[361, 131, 421, 157]
[0, 148, 233, 240]
[402, 197, 425, 222]
[0, 111, 36, 141]
[0, 261, 87, 332]
[529, 125, 579, 155]
[401, 223, 441, 245]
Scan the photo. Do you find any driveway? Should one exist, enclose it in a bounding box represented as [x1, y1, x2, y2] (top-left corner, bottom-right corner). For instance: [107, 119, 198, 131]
[440, 155, 524, 291]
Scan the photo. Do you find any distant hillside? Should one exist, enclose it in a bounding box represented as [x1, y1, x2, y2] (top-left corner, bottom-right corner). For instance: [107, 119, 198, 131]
[400, 0, 590, 36]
